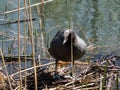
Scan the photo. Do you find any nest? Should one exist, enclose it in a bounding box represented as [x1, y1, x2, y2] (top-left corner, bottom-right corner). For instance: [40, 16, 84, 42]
[25, 55, 120, 90]
[0, 54, 120, 90]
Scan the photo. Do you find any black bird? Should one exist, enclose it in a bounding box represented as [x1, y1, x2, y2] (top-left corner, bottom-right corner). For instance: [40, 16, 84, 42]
[48, 29, 87, 76]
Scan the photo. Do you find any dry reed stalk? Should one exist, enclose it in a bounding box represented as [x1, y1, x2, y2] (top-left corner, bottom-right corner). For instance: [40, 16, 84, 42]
[23, 0, 28, 89]
[107, 73, 114, 90]
[10, 62, 55, 77]
[96, 44, 120, 48]
[70, 28, 75, 89]
[0, 74, 6, 90]
[0, 48, 12, 90]
[28, 0, 37, 89]
[2, 33, 4, 54]
[45, 25, 60, 33]
[0, 66, 6, 90]
[8, 38, 15, 54]
[9, 29, 24, 38]
[77, 23, 92, 45]
[0, 37, 29, 42]
[34, 3, 50, 56]
[17, 0, 22, 89]
[0, 31, 14, 39]
[66, 0, 75, 88]
[77, 23, 120, 51]
[77, 86, 99, 90]
[0, 17, 37, 25]
[40, 10, 45, 57]
[39, 0, 46, 58]
[72, 83, 95, 89]
[3, 0, 54, 15]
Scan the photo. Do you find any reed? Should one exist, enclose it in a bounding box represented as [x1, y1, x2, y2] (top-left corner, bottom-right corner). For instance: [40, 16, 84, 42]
[66, 0, 71, 29]
[2, 33, 4, 54]
[0, 49, 12, 90]
[23, 0, 28, 89]
[17, 0, 22, 89]
[28, 0, 38, 90]
[102, 63, 108, 90]
[40, 0, 46, 58]
[2, 0, 54, 15]
[8, 38, 16, 55]
[10, 62, 55, 77]
[116, 71, 119, 90]
[66, 0, 76, 89]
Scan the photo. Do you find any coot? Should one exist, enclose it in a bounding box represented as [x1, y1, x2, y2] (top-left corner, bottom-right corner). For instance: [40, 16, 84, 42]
[48, 29, 87, 76]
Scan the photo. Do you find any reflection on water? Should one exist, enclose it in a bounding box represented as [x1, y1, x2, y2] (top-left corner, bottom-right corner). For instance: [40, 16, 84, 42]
[0, 0, 120, 56]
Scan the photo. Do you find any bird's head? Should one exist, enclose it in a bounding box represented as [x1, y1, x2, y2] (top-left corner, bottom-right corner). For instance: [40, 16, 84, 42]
[63, 29, 74, 44]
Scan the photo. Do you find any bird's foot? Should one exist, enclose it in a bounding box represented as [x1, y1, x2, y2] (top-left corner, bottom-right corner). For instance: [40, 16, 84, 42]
[53, 75, 60, 79]
[64, 74, 77, 80]
[53, 73, 63, 79]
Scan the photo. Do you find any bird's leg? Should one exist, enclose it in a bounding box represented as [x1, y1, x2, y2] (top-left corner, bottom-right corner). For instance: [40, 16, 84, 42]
[55, 60, 58, 75]
[71, 60, 75, 78]
[53, 60, 60, 79]
[65, 60, 75, 79]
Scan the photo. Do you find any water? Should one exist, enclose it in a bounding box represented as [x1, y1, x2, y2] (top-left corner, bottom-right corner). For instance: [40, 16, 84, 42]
[0, 0, 120, 56]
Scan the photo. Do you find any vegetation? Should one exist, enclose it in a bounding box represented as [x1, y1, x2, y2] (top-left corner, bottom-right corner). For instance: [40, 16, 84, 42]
[0, 0, 120, 90]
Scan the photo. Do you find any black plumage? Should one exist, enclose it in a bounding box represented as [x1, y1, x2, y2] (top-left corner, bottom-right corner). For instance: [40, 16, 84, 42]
[48, 29, 87, 75]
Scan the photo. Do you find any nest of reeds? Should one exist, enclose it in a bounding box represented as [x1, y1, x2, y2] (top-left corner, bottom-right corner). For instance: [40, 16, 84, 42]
[0, 54, 120, 90]
[24, 55, 120, 90]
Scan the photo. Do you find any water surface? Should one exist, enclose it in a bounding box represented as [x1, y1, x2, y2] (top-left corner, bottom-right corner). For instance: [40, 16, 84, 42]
[0, 0, 120, 56]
